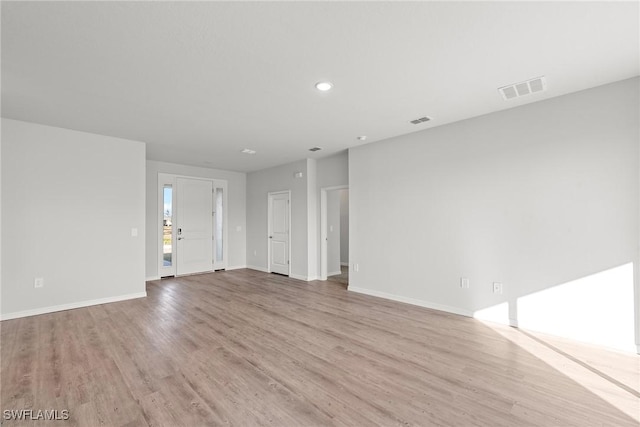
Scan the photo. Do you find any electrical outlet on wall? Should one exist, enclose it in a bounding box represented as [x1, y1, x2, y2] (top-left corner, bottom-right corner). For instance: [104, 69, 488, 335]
[460, 277, 470, 288]
[493, 282, 503, 294]
[34, 277, 44, 288]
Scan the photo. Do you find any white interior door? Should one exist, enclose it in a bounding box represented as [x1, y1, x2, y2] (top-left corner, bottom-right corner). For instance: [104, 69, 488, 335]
[176, 178, 213, 275]
[268, 192, 290, 275]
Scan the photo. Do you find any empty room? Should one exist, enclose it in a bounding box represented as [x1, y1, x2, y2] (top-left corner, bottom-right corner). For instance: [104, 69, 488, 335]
[1, 1, 639, 426]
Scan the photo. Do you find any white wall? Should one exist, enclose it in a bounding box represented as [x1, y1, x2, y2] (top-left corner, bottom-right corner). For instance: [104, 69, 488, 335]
[317, 151, 348, 194]
[0, 118, 3, 314]
[0, 117, 3, 314]
[145, 160, 246, 278]
[339, 189, 349, 265]
[327, 190, 341, 275]
[306, 159, 318, 280]
[246, 159, 310, 279]
[1, 119, 146, 318]
[349, 78, 639, 352]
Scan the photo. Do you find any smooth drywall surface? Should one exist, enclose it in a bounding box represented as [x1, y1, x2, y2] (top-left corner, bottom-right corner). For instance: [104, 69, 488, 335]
[340, 189, 349, 264]
[349, 77, 639, 352]
[247, 159, 309, 278]
[1, 119, 146, 317]
[0, 118, 3, 313]
[327, 190, 341, 275]
[145, 160, 246, 278]
[307, 159, 318, 280]
[317, 151, 348, 191]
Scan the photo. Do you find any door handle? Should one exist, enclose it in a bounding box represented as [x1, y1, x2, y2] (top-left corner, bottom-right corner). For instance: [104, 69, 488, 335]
[178, 237, 184, 240]
[269, 236, 273, 239]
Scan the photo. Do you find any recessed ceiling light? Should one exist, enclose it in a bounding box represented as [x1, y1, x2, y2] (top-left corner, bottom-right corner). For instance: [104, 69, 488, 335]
[357, 136, 367, 141]
[241, 148, 256, 155]
[315, 81, 333, 91]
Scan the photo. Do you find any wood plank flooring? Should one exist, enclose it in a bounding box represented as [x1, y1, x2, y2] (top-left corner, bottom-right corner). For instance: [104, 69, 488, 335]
[1, 269, 638, 426]
[327, 266, 348, 288]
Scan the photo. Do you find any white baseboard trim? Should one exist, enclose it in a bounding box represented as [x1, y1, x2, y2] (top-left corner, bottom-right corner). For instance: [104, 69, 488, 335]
[247, 265, 269, 273]
[225, 265, 247, 271]
[340, 262, 349, 267]
[348, 286, 473, 318]
[289, 273, 319, 282]
[0, 292, 148, 321]
[246, 266, 315, 281]
[327, 270, 342, 277]
[146, 276, 161, 281]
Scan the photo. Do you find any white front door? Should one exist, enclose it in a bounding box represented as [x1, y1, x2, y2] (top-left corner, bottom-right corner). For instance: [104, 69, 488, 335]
[176, 178, 213, 275]
[268, 192, 290, 275]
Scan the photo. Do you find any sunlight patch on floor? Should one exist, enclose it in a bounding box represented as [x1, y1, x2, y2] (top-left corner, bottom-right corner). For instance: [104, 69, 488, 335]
[472, 263, 639, 419]
[485, 324, 640, 421]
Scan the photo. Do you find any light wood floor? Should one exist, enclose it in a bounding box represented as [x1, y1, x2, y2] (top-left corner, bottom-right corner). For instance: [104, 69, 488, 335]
[327, 266, 348, 288]
[1, 269, 638, 426]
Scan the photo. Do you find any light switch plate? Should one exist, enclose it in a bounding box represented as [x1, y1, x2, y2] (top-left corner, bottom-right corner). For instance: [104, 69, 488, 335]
[493, 282, 503, 294]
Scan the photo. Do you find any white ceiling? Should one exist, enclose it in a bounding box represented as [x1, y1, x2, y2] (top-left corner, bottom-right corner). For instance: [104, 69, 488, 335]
[2, 1, 638, 173]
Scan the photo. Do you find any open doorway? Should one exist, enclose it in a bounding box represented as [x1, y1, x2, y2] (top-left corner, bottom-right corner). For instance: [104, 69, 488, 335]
[320, 186, 349, 287]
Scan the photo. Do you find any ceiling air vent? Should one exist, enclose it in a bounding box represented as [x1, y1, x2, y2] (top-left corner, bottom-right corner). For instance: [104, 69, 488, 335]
[499, 76, 547, 100]
[410, 116, 431, 125]
[309, 146, 322, 152]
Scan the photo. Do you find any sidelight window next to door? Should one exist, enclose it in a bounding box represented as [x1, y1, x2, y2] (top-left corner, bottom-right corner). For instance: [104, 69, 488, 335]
[163, 185, 173, 267]
[214, 188, 224, 264]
